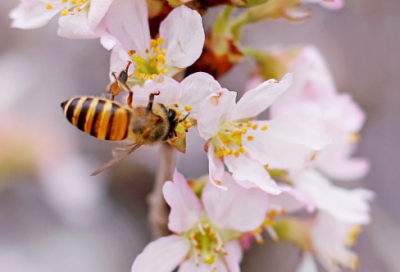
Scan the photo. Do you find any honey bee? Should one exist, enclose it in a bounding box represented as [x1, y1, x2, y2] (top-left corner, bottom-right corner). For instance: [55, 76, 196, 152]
[61, 91, 187, 176]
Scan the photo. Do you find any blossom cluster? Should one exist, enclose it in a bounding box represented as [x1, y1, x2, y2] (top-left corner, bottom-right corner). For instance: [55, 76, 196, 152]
[10, 0, 373, 271]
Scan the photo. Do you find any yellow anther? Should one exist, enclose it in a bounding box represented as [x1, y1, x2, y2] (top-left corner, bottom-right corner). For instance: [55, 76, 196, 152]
[154, 46, 159, 53]
[264, 163, 269, 168]
[267, 210, 278, 218]
[204, 254, 215, 265]
[238, 123, 243, 127]
[77, 7, 82, 12]
[151, 74, 157, 80]
[161, 68, 169, 74]
[216, 149, 223, 158]
[184, 123, 192, 129]
[229, 148, 234, 155]
[246, 121, 252, 127]
[234, 151, 240, 158]
[46, 3, 53, 9]
[252, 124, 258, 130]
[178, 133, 185, 139]
[156, 37, 164, 45]
[157, 55, 165, 64]
[150, 39, 157, 47]
[76, 0, 82, 3]
[184, 105, 192, 112]
[128, 50, 136, 56]
[150, 62, 157, 68]
[148, 56, 155, 61]
[261, 125, 268, 131]
[247, 136, 254, 141]
[184, 119, 189, 124]
[61, 9, 69, 16]
[241, 128, 247, 134]
[239, 147, 246, 154]
[159, 50, 167, 56]
[70, 0, 76, 4]
[62, 0, 68, 2]
[145, 49, 149, 54]
[176, 110, 182, 116]
[223, 149, 229, 157]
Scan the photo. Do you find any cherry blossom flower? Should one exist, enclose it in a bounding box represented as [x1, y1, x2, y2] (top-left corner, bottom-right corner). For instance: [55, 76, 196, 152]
[10, 0, 113, 39]
[101, 0, 204, 84]
[197, 74, 330, 194]
[271, 46, 370, 181]
[282, 212, 362, 272]
[132, 170, 269, 272]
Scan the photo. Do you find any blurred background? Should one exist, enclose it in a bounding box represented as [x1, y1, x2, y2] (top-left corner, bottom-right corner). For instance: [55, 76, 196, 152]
[0, 0, 399, 271]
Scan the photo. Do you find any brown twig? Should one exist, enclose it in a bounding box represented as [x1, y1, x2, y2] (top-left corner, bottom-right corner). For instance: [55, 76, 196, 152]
[147, 143, 176, 238]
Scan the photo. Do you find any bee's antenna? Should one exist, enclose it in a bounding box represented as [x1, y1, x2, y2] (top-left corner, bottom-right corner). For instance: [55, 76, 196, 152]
[180, 112, 190, 122]
[125, 61, 132, 72]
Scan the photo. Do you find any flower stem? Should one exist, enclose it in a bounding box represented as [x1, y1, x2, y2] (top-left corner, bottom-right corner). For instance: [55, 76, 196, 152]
[147, 143, 176, 238]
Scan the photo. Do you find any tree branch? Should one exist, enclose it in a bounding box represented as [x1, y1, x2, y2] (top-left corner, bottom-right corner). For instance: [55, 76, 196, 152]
[147, 143, 176, 238]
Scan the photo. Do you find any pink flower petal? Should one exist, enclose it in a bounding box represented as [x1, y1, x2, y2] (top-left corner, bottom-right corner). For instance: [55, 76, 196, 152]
[224, 155, 288, 195]
[207, 149, 227, 191]
[87, 0, 114, 29]
[203, 173, 269, 232]
[180, 72, 221, 119]
[197, 89, 237, 140]
[224, 240, 243, 272]
[162, 170, 202, 233]
[132, 235, 190, 272]
[105, 0, 150, 54]
[10, 1, 62, 29]
[160, 6, 205, 69]
[227, 74, 293, 121]
[58, 9, 106, 39]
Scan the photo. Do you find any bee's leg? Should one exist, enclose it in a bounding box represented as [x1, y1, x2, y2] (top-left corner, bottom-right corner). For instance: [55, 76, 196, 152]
[126, 91, 133, 109]
[146, 91, 161, 111]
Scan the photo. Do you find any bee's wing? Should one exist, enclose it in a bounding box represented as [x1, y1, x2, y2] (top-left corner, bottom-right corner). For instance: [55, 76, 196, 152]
[130, 107, 161, 130]
[90, 144, 142, 176]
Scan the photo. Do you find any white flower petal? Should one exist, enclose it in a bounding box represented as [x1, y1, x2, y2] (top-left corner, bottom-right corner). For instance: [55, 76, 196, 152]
[203, 173, 268, 231]
[179, 72, 221, 119]
[105, 0, 150, 54]
[224, 154, 288, 195]
[100, 30, 120, 50]
[132, 235, 190, 272]
[58, 9, 106, 39]
[296, 253, 318, 272]
[163, 170, 202, 233]
[87, 0, 114, 29]
[207, 149, 227, 191]
[197, 90, 237, 140]
[227, 74, 293, 121]
[224, 240, 243, 272]
[291, 169, 373, 225]
[10, 1, 62, 29]
[270, 189, 314, 213]
[131, 77, 182, 107]
[160, 6, 205, 69]
[244, 116, 329, 170]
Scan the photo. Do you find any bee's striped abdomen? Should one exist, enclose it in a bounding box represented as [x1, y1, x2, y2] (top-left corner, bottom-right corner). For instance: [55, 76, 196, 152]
[61, 97, 131, 141]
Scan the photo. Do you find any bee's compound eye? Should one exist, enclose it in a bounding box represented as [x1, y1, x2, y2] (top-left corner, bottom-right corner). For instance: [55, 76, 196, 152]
[168, 109, 176, 120]
[119, 71, 128, 82]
